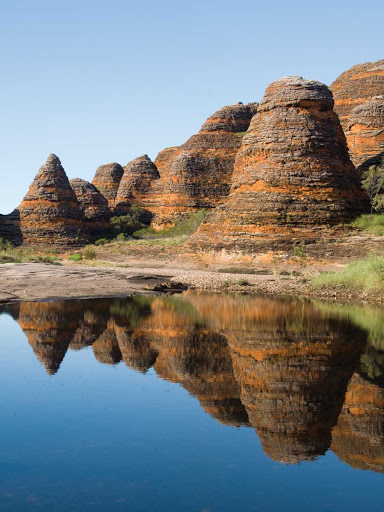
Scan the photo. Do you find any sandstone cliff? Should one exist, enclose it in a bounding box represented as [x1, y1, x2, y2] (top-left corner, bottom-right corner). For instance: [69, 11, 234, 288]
[91, 162, 124, 207]
[330, 60, 384, 130]
[114, 155, 160, 217]
[70, 178, 112, 239]
[344, 97, 384, 173]
[140, 103, 258, 228]
[190, 77, 368, 254]
[18, 154, 88, 246]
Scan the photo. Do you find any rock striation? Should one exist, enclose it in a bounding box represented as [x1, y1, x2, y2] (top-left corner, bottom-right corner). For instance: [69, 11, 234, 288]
[18, 154, 88, 246]
[190, 77, 368, 253]
[330, 60, 384, 171]
[330, 60, 384, 130]
[91, 162, 124, 207]
[70, 178, 112, 240]
[114, 155, 160, 219]
[344, 97, 384, 173]
[140, 103, 258, 228]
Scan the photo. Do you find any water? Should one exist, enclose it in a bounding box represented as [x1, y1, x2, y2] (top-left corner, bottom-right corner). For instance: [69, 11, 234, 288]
[0, 291, 383, 511]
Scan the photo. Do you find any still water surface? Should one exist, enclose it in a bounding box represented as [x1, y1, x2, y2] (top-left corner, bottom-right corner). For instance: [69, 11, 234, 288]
[0, 291, 384, 511]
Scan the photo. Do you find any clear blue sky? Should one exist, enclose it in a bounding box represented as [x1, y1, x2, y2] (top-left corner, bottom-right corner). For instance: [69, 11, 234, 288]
[0, 0, 383, 213]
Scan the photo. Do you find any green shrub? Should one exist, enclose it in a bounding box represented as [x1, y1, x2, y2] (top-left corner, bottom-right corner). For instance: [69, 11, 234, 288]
[312, 254, 384, 292]
[237, 279, 250, 286]
[95, 238, 110, 246]
[110, 206, 146, 236]
[134, 209, 207, 239]
[0, 238, 13, 251]
[115, 233, 127, 241]
[361, 159, 384, 213]
[235, 131, 247, 138]
[82, 246, 96, 260]
[68, 253, 83, 262]
[351, 214, 384, 236]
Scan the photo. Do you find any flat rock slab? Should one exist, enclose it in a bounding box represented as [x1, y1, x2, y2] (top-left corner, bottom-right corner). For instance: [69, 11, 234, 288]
[0, 263, 175, 302]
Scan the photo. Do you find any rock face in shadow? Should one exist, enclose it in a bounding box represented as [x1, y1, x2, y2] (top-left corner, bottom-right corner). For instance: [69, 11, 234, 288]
[0, 210, 22, 245]
[344, 97, 384, 173]
[17, 154, 88, 246]
[331, 373, 384, 473]
[330, 60, 384, 130]
[91, 162, 124, 207]
[140, 103, 258, 228]
[70, 178, 112, 240]
[190, 77, 368, 254]
[114, 155, 160, 217]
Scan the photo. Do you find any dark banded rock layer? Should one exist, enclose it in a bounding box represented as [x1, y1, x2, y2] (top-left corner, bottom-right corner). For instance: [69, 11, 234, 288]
[18, 154, 88, 246]
[190, 77, 368, 254]
[70, 178, 111, 240]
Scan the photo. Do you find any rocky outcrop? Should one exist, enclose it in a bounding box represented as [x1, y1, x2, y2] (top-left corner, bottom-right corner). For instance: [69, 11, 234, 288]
[190, 77, 368, 254]
[344, 97, 384, 173]
[140, 103, 258, 228]
[17, 154, 88, 246]
[70, 178, 112, 240]
[114, 155, 160, 217]
[331, 373, 384, 473]
[330, 60, 384, 130]
[91, 162, 124, 207]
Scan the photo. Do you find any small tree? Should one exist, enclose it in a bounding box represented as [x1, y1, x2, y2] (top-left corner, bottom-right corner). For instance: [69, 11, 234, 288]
[362, 159, 384, 213]
[110, 206, 146, 236]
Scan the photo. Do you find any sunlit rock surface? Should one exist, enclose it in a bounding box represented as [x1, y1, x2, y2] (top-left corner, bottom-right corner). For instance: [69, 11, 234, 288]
[190, 77, 368, 253]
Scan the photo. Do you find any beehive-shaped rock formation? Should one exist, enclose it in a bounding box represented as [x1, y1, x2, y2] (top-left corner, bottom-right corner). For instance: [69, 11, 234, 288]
[344, 97, 384, 173]
[91, 162, 124, 207]
[70, 178, 112, 240]
[141, 103, 258, 228]
[18, 154, 88, 246]
[114, 155, 160, 216]
[190, 77, 368, 253]
[330, 60, 384, 130]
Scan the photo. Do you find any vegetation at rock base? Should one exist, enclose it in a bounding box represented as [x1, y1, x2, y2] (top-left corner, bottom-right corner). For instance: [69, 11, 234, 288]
[351, 214, 384, 236]
[110, 206, 147, 236]
[82, 246, 96, 260]
[133, 209, 207, 240]
[312, 254, 384, 292]
[361, 159, 384, 213]
[0, 238, 60, 264]
[68, 253, 83, 262]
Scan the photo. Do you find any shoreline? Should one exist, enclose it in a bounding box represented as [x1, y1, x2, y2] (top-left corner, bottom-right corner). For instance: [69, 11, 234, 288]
[0, 260, 383, 308]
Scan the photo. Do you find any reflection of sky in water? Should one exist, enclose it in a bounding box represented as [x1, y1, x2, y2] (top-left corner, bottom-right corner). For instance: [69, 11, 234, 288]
[0, 294, 383, 511]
